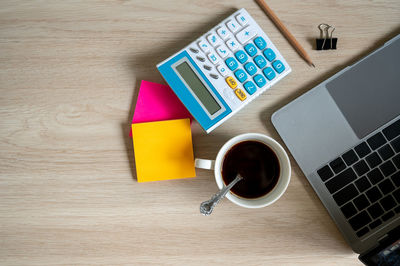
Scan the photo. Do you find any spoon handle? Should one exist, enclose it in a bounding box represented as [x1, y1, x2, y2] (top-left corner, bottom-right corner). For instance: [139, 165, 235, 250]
[200, 174, 243, 216]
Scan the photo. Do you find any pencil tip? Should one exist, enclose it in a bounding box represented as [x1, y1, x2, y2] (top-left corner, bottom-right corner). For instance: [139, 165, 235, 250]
[311, 63, 316, 68]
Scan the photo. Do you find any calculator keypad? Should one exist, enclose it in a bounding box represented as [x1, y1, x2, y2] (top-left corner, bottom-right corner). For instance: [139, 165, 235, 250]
[217, 65, 228, 76]
[225, 57, 239, 71]
[226, 39, 239, 51]
[207, 52, 220, 65]
[244, 62, 257, 76]
[191, 10, 289, 104]
[217, 26, 231, 40]
[244, 81, 257, 95]
[236, 14, 249, 26]
[234, 69, 248, 83]
[226, 20, 241, 33]
[254, 37, 267, 50]
[263, 48, 276, 61]
[207, 33, 222, 47]
[216, 44, 230, 59]
[244, 43, 257, 57]
[198, 40, 211, 53]
[236, 26, 257, 44]
[254, 55, 267, 68]
[235, 88, 247, 101]
[234, 50, 248, 64]
[226, 76, 238, 89]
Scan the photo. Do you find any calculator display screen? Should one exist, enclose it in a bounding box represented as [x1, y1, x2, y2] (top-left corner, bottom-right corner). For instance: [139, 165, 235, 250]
[175, 62, 221, 115]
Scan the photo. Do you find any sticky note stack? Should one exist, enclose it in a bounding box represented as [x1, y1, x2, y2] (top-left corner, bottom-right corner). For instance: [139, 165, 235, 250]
[131, 81, 195, 182]
[130, 80, 192, 135]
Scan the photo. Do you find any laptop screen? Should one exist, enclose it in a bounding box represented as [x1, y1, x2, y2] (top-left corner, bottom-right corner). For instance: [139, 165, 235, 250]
[360, 239, 400, 265]
[360, 227, 400, 265]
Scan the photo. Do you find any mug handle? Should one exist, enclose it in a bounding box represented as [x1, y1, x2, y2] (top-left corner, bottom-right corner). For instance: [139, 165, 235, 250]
[195, 158, 215, 170]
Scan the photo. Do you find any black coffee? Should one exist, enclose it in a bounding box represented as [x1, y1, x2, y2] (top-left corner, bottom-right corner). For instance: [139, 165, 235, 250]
[222, 140, 280, 199]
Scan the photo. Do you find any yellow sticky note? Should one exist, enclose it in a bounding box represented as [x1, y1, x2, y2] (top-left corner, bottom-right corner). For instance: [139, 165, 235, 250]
[132, 118, 196, 182]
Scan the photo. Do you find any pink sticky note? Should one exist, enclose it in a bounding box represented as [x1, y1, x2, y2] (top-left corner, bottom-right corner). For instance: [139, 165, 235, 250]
[130, 80, 192, 136]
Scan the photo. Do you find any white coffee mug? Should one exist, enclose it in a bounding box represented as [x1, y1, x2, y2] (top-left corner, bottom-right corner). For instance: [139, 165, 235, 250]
[195, 133, 291, 208]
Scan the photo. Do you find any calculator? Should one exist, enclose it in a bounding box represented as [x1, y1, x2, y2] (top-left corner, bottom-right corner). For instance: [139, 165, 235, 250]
[157, 8, 291, 133]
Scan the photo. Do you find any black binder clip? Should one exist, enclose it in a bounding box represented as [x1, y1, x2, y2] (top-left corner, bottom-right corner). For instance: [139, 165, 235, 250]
[316, 23, 337, 50]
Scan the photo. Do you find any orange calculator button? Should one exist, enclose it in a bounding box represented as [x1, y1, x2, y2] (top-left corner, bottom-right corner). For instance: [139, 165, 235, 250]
[234, 88, 247, 101]
[226, 76, 238, 89]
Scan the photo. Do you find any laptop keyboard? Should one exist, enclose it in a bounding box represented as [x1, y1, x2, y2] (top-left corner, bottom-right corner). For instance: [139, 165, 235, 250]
[317, 118, 400, 238]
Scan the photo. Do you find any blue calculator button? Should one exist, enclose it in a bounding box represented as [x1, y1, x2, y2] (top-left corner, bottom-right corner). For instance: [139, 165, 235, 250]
[253, 74, 267, 88]
[262, 67, 276, 81]
[272, 60, 285, 73]
[244, 81, 257, 95]
[234, 50, 248, 64]
[254, 55, 267, 68]
[225, 57, 239, 71]
[234, 69, 248, 83]
[244, 62, 257, 76]
[263, 48, 276, 62]
[244, 43, 257, 57]
[254, 37, 267, 50]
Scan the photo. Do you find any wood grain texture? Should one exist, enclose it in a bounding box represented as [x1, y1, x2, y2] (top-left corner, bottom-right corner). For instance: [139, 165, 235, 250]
[1, 0, 399, 265]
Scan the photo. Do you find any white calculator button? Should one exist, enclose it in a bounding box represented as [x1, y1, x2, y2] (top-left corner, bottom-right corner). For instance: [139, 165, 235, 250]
[216, 25, 231, 40]
[235, 14, 249, 26]
[198, 40, 210, 53]
[206, 33, 222, 47]
[226, 38, 239, 51]
[217, 65, 228, 77]
[207, 52, 220, 65]
[236, 26, 257, 44]
[223, 88, 239, 105]
[215, 44, 230, 59]
[226, 19, 241, 33]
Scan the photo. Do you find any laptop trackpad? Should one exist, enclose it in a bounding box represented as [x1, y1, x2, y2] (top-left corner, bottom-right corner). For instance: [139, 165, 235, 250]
[326, 39, 400, 139]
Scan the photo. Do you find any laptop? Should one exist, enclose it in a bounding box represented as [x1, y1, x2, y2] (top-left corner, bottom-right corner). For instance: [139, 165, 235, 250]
[272, 34, 400, 265]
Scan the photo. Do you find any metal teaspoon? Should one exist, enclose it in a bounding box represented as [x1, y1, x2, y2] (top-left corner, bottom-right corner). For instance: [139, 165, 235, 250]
[200, 174, 243, 216]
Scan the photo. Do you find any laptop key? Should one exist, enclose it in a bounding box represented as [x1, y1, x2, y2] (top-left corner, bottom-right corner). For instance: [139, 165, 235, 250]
[378, 179, 395, 194]
[317, 165, 334, 181]
[356, 227, 369, 238]
[367, 202, 384, 219]
[330, 157, 346, 174]
[391, 136, 400, 153]
[355, 176, 371, 192]
[382, 211, 395, 222]
[392, 172, 400, 187]
[383, 119, 400, 141]
[367, 168, 384, 185]
[366, 152, 382, 169]
[355, 142, 371, 158]
[380, 195, 396, 211]
[341, 202, 357, 218]
[366, 187, 383, 203]
[393, 188, 400, 203]
[325, 168, 357, 194]
[380, 161, 396, 177]
[333, 184, 358, 206]
[354, 160, 369, 176]
[342, 149, 358, 166]
[369, 219, 382, 230]
[353, 194, 370, 211]
[378, 144, 395, 161]
[395, 206, 400, 213]
[393, 154, 400, 168]
[367, 132, 386, 150]
[349, 211, 371, 231]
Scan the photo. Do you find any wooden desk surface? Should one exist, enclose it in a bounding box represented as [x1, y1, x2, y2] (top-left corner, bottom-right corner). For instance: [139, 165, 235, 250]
[1, 0, 399, 265]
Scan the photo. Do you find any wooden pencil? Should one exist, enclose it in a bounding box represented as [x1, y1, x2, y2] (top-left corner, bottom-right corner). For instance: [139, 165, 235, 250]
[255, 0, 315, 67]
